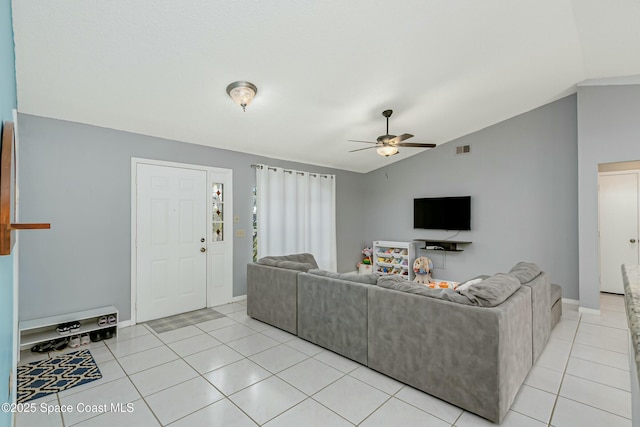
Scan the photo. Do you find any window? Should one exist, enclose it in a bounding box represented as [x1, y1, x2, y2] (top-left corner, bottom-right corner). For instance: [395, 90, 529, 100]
[255, 165, 337, 271]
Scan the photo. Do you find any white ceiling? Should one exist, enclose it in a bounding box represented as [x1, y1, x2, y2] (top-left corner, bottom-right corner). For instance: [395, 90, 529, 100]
[11, 0, 640, 173]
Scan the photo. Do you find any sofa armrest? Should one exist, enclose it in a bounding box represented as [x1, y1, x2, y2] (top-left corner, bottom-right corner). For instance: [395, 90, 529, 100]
[367, 285, 532, 423]
[521, 272, 551, 362]
[247, 263, 299, 334]
[298, 272, 370, 365]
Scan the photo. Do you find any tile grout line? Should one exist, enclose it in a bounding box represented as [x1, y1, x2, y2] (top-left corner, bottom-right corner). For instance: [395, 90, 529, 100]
[28, 299, 631, 427]
[546, 311, 581, 426]
[561, 371, 631, 393]
[509, 408, 553, 426]
[109, 325, 169, 427]
[136, 325, 233, 427]
[569, 340, 630, 356]
[137, 309, 307, 426]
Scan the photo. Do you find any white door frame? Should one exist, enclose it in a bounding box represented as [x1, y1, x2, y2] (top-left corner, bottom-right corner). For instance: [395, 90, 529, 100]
[131, 157, 233, 325]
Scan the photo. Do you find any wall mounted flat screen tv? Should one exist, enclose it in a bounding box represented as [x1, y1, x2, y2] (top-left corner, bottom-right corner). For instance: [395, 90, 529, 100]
[414, 196, 471, 230]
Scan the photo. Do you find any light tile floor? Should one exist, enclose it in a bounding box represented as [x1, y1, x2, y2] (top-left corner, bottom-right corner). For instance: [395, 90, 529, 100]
[16, 295, 633, 426]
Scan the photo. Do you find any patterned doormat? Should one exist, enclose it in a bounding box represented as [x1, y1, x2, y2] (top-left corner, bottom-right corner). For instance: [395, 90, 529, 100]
[18, 349, 102, 403]
[145, 308, 225, 334]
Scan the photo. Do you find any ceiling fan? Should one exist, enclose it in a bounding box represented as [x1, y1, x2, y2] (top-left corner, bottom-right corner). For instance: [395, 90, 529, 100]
[349, 110, 436, 157]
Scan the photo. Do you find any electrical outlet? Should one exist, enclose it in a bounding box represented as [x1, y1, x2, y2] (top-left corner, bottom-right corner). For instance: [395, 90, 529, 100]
[236, 229, 246, 238]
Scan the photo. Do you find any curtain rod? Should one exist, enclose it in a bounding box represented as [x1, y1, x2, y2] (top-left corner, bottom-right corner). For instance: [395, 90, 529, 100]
[250, 164, 334, 179]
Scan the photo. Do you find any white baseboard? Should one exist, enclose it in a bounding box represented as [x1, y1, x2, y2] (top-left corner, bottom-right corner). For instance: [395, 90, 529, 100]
[118, 319, 133, 328]
[562, 298, 601, 315]
[230, 295, 247, 303]
[578, 306, 601, 315]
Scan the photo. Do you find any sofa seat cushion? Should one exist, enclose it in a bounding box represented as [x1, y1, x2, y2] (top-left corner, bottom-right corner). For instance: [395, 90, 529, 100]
[377, 274, 521, 307]
[308, 269, 379, 285]
[509, 262, 542, 284]
[257, 253, 319, 272]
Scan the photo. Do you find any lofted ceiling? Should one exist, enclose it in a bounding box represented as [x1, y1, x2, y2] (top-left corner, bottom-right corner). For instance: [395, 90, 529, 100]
[11, 0, 640, 173]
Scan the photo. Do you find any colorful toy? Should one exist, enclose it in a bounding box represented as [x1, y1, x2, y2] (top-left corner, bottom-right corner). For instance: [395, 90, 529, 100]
[413, 256, 434, 284]
[362, 247, 372, 265]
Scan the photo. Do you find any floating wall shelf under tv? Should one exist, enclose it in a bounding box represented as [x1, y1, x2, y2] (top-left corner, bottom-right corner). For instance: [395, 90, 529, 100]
[414, 239, 472, 252]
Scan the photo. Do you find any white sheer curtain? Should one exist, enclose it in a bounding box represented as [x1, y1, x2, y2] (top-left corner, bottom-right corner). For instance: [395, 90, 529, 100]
[256, 164, 337, 271]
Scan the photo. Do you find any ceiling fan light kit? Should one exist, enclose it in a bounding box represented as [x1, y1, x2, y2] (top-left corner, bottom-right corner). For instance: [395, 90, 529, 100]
[348, 109, 436, 156]
[376, 145, 398, 157]
[226, 81, 257, 112]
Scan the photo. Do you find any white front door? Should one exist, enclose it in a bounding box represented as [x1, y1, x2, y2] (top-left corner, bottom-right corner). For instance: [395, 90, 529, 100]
[598, 171, 639, 294]
[136, 163, 208, 322]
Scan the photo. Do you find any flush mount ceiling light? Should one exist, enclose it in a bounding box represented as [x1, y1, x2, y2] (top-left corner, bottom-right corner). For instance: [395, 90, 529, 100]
[226, 81, 257, 112]
[376, 145, 398, 157]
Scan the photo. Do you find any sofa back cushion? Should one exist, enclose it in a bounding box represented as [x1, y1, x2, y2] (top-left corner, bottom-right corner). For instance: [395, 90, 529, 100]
[308, 269, 379, 285]
[509, 262, 542, 284]
[378, 273, 521, 307]
[257, 253, 319, 271]
[458, 273, 521, 307]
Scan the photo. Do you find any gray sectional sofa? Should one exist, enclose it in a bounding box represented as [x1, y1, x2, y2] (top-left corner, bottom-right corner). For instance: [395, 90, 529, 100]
[509, 262, 562, 362]
[246, 253, 318, 334]
[297, 271, 377, 365]
[247, 254, 562, 423]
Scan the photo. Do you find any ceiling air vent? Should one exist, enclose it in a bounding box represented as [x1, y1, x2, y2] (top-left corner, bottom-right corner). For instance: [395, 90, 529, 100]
[456, 145, 470, 154]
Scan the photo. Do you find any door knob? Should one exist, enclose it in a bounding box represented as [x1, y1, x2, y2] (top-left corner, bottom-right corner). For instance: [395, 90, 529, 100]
[201, 238, 205, 242]
[200, 247, 206, 252]
[631, 239, 637, 243]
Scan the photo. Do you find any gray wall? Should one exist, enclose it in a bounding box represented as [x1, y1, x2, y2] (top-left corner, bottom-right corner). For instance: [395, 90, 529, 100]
[17, 114, 366, 321]
[363, 95, 579, 299]
[18, 93, 588, 322]
[577, 84, 640, 309]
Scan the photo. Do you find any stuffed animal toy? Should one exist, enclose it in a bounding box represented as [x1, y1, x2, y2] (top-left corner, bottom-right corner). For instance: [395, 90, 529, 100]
[413, 256, 434, 284]
[361, 247, 372, 265]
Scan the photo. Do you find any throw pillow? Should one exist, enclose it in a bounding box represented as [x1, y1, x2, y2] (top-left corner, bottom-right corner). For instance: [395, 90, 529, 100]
[457, 273, 521, 307]
[509, 262, 542, 284]
[456, 277, 484, 292]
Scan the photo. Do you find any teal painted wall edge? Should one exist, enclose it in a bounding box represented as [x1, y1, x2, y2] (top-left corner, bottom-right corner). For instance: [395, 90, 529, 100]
[0, 0, 17, 425]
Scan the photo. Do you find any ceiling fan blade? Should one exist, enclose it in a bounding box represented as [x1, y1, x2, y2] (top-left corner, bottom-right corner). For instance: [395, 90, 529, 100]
[395, 142, 437, 148]
[348, 146, 378, 153]
[389, 133, 414, 144]
[348, 139, 377, 144]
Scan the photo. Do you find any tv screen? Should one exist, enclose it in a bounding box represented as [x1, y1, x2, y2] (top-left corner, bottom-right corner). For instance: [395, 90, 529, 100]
[414, 196, 471, 230]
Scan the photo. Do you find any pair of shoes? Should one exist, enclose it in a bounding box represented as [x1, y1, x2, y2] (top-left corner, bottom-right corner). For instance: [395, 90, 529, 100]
[56, 321, 80, 335]
[89, 330, 102, 342]
[90, 326, 117, 343]
[51, 337, 69, 351]
[69, 334, 91, 348]
[32, 337, 69, 352]
[31, 341, 54, 353]
[81, 334, 90, 345]
[103, 327, 116, 340]
[69, 335, 80, 348]
[98, 315, 117, 327]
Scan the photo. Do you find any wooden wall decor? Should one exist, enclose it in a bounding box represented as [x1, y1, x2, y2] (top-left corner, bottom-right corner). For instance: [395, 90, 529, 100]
[1, 121, 50, 255]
